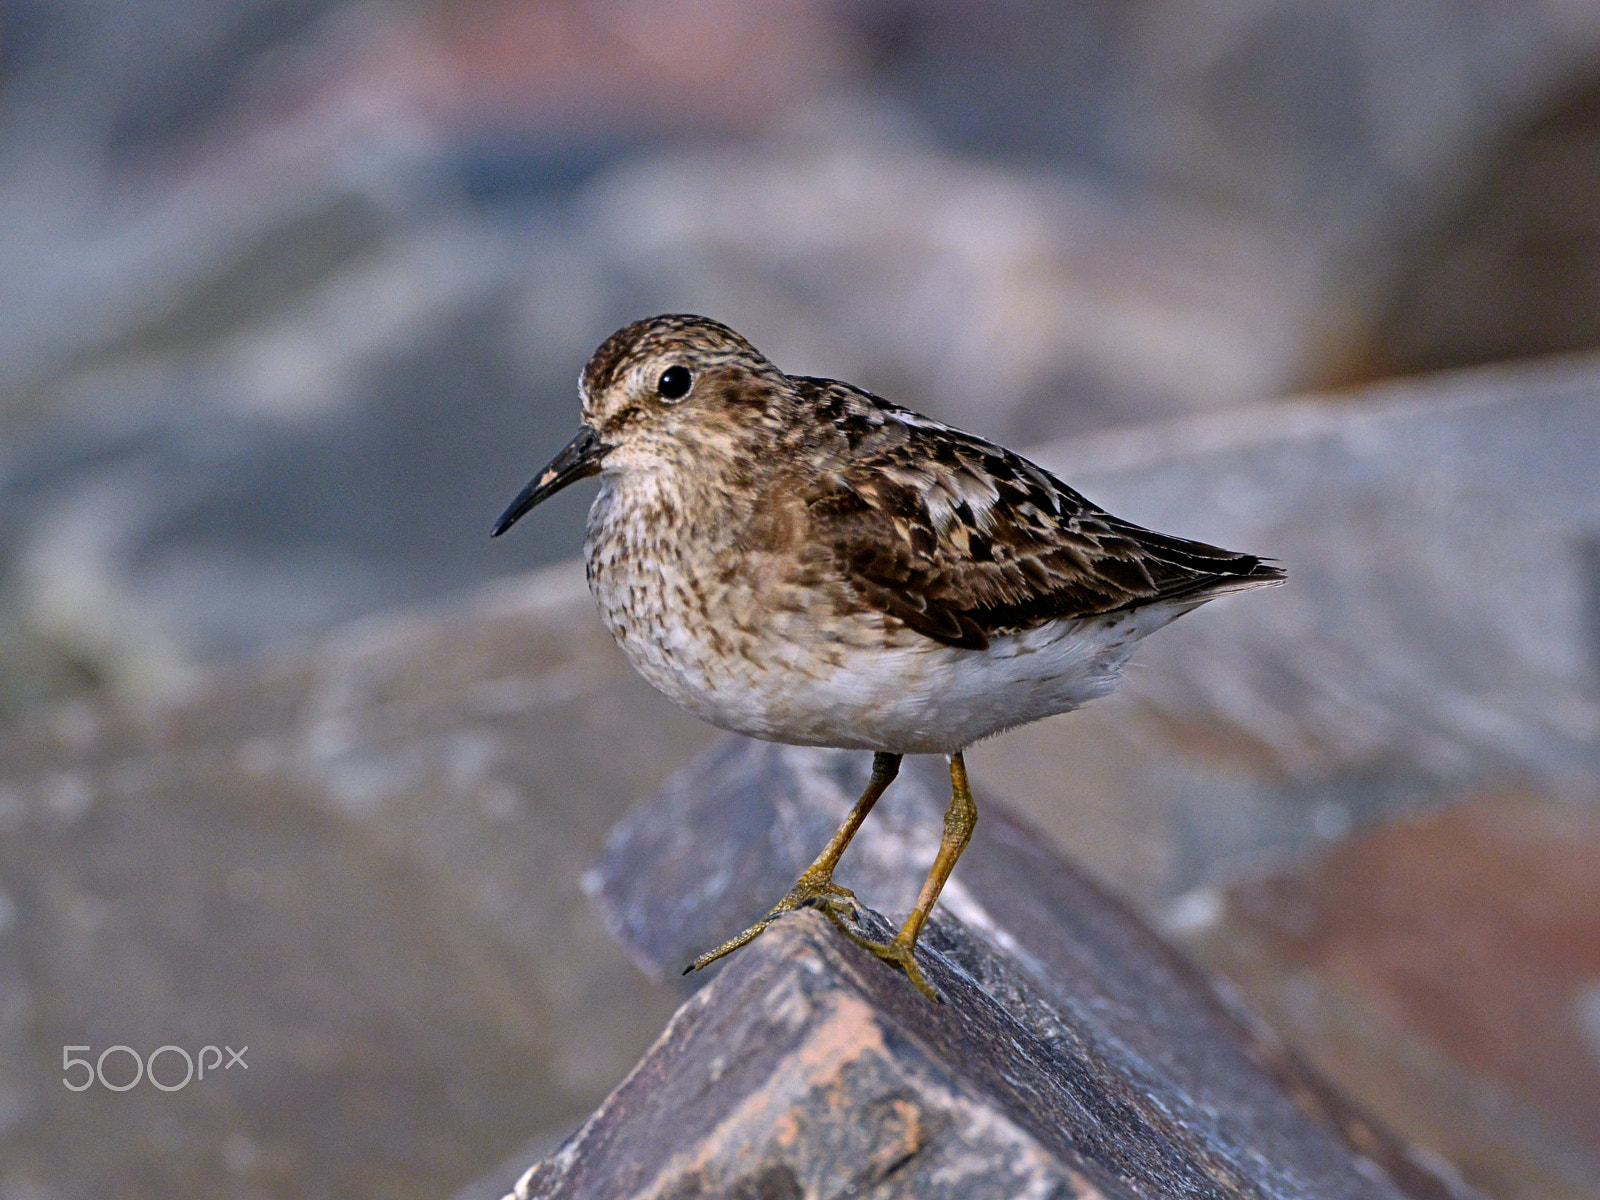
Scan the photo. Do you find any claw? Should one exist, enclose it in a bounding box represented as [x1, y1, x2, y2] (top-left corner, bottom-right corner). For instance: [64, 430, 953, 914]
[841, 929, 942, 1003]
[683, 874, 861, 976]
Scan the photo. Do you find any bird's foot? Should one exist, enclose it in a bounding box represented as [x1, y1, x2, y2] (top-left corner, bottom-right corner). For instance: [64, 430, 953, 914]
[840, 929, 940, 1003]
[683, 873, 859, 976]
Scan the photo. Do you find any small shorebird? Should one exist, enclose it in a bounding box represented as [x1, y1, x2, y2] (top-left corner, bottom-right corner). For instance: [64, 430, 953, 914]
[493, 314, 1283, 999]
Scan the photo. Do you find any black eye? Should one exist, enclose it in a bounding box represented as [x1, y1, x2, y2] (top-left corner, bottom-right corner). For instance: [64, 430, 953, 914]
[657, 365, 692, 401]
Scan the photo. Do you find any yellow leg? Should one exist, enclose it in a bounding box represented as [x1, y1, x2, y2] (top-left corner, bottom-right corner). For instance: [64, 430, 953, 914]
[685, 752, 902, 976]
[842, 750, 977, 1002]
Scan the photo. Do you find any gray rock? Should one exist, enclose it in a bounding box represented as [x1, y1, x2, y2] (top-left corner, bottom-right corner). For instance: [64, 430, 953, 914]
[1031, 358, 1600, 838]
[527, 738, 1469, 1200]
[0, 565, 714, 1200]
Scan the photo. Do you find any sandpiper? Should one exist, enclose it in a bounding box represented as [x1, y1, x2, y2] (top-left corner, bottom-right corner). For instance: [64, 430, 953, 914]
[493, 314, 1283, 999]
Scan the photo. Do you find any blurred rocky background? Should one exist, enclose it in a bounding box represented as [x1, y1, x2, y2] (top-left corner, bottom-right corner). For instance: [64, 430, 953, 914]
[2, 1, 1599, 1198]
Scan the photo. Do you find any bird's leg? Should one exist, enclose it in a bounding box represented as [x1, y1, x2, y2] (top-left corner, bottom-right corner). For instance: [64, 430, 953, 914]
[685, 752, 902, 976]
[843, 750, 976, 1002]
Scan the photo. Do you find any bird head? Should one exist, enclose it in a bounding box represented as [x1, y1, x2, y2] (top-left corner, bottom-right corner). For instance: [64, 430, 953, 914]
[491, 314, 786, 537]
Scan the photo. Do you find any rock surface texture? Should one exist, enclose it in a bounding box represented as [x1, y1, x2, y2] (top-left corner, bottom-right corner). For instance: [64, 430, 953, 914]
[516, 740, 1470, 1200]
[1189, 791, 1600, 1200]
[0, 569, 713, 1200]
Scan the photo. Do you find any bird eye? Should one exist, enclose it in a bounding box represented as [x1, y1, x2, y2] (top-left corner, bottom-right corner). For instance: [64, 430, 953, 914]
[656, 365, 692, 401]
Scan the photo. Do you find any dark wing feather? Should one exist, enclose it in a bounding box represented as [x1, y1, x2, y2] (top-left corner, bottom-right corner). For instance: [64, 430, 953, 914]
[796, 379, 1283, 650]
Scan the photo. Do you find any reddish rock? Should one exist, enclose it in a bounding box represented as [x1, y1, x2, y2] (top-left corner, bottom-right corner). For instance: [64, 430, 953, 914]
[1192, 792, 1600, 1200]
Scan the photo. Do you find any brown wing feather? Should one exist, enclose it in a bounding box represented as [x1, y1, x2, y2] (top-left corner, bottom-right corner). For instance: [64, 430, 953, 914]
[795, 378, 1283, 650]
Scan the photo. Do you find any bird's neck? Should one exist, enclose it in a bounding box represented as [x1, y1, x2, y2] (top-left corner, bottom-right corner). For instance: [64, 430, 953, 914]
[589, 451, 759, 555]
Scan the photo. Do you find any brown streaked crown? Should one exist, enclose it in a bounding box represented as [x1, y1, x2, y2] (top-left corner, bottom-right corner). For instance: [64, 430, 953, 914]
[578, 314, 788, 439]
[581, 315, 758, 397]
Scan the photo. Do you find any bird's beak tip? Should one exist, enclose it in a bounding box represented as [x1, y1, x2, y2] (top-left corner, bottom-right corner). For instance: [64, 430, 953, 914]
[490, 425, 607, 539]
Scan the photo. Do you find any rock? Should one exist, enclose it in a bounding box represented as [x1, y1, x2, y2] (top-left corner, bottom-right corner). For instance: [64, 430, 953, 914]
[1034, 356, 1600, 791]
[539, 738, 1470, 1200]
[0, 564, 715, 1200]
[1183, 790, 1600, 1200]
[1370, 81, 1600, 376]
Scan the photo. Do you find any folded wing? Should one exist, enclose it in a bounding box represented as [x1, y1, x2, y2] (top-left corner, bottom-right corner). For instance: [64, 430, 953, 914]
[800, 384, 1283, 651]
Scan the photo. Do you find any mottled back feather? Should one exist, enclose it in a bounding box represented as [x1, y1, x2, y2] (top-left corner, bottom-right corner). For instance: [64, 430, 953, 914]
[790, 378, 1283, 650]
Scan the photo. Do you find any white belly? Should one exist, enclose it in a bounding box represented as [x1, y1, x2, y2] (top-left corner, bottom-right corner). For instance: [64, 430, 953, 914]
[598, 581, 1187, 755]
[690, 610, 1156, 754]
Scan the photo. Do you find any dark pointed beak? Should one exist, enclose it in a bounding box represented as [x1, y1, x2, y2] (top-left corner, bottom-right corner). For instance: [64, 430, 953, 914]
[491, 425, 610, 537]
